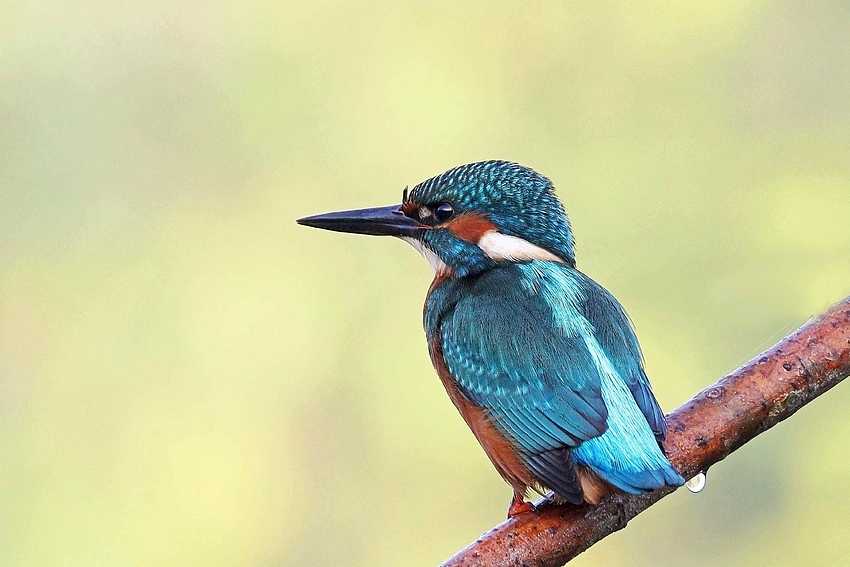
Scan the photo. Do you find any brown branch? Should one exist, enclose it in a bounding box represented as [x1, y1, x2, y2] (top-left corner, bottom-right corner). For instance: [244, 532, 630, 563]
[442, 296, 850, 567]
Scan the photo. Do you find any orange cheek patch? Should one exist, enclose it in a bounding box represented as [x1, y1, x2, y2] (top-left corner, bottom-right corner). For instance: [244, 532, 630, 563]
[444, 213, 497, 243]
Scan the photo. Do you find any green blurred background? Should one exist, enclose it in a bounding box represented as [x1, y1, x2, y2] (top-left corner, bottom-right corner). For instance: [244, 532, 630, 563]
[2, 1, 849, 565]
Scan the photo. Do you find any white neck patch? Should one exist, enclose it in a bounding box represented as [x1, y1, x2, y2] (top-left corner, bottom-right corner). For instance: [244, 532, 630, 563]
[477, 231, 565, 264]
[400, 232, 563, 276]
[400, 237, 450, 276]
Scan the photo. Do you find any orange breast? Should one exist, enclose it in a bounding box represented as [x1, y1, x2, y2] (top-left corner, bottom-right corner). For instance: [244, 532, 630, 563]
[429, 336, 535, 495]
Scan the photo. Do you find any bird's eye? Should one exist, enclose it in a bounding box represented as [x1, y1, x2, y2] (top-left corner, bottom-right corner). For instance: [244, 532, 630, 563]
[434, 203, 454, 223]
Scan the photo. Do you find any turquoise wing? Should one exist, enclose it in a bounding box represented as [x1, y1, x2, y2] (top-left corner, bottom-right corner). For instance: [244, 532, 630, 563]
[576, 277, 667, 438]
[436, 265, 608, 501]
[433, 262, 682, 500]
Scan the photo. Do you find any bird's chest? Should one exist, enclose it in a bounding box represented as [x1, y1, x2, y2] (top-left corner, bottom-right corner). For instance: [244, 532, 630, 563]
[426, 328, 534, 492]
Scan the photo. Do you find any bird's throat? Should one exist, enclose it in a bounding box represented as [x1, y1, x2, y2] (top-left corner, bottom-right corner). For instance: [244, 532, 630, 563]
[400, 237, 450, 276]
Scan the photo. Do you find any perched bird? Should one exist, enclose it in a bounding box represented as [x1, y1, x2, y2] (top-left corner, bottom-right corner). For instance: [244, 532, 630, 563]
[297, 161, 684, 517]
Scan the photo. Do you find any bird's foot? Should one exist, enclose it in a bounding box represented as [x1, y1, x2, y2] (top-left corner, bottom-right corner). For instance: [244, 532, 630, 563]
[507, 493, 536, 518]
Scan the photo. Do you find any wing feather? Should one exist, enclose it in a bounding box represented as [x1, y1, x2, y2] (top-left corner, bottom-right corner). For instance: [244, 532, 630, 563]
[578, 280, 667, 438]
[429, 262, 674, 500]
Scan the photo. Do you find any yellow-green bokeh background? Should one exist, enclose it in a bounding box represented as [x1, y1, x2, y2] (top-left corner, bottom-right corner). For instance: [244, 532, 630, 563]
[2, 2, 850, 566]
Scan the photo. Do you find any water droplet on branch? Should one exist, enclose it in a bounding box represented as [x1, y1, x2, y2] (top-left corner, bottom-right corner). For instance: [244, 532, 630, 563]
[686, 472, 706, 493]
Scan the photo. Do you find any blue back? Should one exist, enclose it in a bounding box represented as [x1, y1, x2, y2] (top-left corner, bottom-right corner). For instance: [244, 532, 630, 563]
[426, 261, 684, 497]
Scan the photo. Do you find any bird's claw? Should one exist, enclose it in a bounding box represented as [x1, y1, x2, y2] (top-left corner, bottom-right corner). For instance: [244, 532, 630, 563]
[507, 496, 537, 518]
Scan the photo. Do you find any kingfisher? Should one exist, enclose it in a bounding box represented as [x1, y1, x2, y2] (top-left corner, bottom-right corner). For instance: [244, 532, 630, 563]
[297, 161, 684, 517]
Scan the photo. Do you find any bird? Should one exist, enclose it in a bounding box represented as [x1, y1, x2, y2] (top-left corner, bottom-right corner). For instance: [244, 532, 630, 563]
[297, 160, 684, 517]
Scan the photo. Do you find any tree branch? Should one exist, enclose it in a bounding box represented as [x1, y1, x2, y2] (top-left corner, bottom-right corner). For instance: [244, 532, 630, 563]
[442, 296, 850, 567]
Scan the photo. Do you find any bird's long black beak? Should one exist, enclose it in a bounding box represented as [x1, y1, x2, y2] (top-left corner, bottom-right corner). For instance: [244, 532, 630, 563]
[297, 204, 421, 237]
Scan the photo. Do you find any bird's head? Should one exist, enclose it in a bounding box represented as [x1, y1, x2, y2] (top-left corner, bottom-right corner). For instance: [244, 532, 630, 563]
[297, 161, 575, 278]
